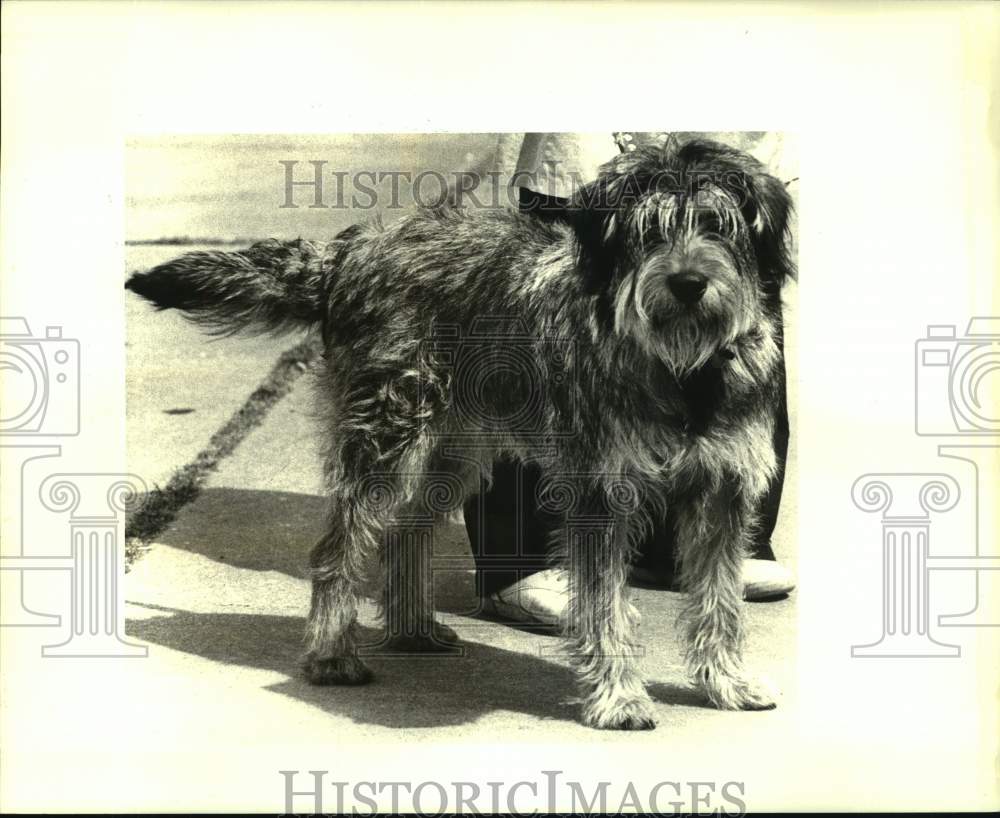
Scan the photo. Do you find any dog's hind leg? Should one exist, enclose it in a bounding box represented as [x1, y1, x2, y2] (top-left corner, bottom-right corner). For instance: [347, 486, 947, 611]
[675, 485, 777, 710]
[302, 497, 383, 686]
[563, 505, 656, 730]
[304, 360, 451, 677]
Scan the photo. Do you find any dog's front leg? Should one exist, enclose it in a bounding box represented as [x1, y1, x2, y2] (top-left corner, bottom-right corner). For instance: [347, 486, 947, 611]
[675, 486, 777, 710]
[564, 512, 655, 730]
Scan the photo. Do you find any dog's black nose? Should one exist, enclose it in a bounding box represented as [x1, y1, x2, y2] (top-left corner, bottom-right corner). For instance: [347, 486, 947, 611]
[667, 272, 708, 304]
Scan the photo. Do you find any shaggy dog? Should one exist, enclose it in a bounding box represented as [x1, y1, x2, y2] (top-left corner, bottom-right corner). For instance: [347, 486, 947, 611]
[126, 139, 794, 730]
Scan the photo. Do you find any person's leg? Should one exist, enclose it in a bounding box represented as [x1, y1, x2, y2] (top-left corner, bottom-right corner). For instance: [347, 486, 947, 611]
[464, 456, 558, 598]
[739, 305, 794, 596]
[751, 324, 790, 559]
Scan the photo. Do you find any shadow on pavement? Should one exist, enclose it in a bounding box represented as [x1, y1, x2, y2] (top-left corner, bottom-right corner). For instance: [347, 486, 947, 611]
[153, 487, 325, 577]
[129, 602, 566, 728]
[133, 486, 742, 727]
[155, 487, 475, 580]
[128, 601, 710, 729]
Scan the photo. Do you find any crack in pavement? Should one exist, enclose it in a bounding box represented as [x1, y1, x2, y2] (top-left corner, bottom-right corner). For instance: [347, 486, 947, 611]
[125, 334, 322, 567]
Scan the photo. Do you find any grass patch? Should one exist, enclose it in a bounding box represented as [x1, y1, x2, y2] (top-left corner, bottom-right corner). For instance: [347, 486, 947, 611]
[124, 335, 322, 568]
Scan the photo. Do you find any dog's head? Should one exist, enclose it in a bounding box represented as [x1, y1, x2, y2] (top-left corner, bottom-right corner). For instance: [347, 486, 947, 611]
[567, 139, 794, 375]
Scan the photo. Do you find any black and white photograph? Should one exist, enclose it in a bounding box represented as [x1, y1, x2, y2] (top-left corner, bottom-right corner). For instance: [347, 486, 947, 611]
[1, 2, 997, 814]
[123, 130, 799, 730]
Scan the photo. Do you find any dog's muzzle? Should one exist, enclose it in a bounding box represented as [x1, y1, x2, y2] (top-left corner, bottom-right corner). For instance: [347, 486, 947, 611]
[667, 271, 708, 304]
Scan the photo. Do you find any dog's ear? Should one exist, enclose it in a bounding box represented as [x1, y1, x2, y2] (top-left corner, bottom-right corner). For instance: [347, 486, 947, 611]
[565, 174, 622, 294]
[739, 169, 796, 286]
[565, 156, 654, 292]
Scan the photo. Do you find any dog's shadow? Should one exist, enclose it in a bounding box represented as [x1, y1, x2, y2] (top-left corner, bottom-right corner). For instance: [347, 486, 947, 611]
[150, 486, 476, 581]
[128, 601, 710, 729]
[129, 487, 713, 728]
[127, 602, 578, 728]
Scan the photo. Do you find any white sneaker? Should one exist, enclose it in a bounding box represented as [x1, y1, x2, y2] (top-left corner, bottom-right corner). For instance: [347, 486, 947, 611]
[483, 557, 794, 629]
[487, 569, 567, 626]
[486, 569, 643, 627]
[742, 558, 796, 600]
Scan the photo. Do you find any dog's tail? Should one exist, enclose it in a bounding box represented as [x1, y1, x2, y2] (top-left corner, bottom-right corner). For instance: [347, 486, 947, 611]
[125, 237, 342, 335]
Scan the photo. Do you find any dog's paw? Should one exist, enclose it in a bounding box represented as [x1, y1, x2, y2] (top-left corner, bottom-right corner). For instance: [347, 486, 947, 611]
[701, 671, 778, 711]
[583, 696, 658, 731]
[303, 653, 374, 686]
[382, 621, 461, 653]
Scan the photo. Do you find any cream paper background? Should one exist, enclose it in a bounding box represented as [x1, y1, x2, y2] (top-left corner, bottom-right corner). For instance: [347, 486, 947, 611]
[1, 1, 998, 813]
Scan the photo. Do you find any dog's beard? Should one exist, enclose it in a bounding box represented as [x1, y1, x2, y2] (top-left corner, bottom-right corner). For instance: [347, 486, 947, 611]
[617, 257, 759, 377]
[646, 310, 739, 375]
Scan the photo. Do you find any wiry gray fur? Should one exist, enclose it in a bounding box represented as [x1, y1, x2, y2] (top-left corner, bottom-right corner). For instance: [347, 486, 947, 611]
[126, 139, 794, 730]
